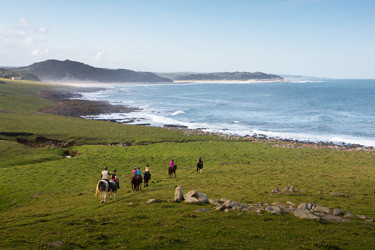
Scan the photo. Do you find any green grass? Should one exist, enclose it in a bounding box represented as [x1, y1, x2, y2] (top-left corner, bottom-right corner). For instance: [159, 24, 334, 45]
[1, 79, 375, 249]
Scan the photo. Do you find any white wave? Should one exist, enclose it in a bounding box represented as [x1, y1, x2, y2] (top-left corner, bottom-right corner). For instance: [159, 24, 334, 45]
[171, 110, 185, 116]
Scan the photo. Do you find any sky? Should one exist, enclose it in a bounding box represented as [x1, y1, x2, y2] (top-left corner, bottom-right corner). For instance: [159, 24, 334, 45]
[0, 0, 374, 78]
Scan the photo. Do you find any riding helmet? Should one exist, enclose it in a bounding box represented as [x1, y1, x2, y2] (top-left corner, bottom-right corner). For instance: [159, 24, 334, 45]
[104, 166, 108, 170]
[113, 169, 116, 172]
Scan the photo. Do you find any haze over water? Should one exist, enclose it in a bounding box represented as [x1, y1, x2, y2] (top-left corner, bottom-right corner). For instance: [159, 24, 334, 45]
[79, 79, 375, 147]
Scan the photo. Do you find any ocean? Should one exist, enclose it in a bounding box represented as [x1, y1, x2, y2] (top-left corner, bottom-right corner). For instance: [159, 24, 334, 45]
[77, 79, 375, 147]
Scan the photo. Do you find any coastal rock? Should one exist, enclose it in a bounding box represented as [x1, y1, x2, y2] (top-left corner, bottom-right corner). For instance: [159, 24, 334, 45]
[322, 215, 350, 223]
[294, 208, 321, 220]
[332, 209, 345, 216]
[184, 196, 199, 203]
[195, 208, 210, 213]
[265, 206, 283, 215]
[174, 186, 183, 202]
[343, 212, 356, 219]
[196, 193, 209, 203]
[183, 190, 197, 200]
[356, 215, 367, 220]
[314, 206, 332, 214]
[147, 198, 157, 204]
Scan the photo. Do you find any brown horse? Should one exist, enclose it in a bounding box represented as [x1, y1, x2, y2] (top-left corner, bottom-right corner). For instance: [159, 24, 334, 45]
[144, 171, 151, 187]
[197, 162, 203, 173]
[131, 175, 141, 191]
[168, 164, 177, 178]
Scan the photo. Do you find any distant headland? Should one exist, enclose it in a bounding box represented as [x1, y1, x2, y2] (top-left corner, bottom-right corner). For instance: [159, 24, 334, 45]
[1, 59, 284, 83]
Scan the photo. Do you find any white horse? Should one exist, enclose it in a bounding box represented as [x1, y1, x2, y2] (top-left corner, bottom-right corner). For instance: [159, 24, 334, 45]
[95, 180, 109, 203]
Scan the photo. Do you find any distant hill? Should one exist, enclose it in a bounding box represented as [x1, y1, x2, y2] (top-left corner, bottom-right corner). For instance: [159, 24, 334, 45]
[17, 60, 173, 83]
[0, 68, 40, 81]
[156, 72, 283, 81]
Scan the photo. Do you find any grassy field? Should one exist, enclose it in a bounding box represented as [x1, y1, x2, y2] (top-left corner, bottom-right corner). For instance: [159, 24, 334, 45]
[1, 78, 375, 249]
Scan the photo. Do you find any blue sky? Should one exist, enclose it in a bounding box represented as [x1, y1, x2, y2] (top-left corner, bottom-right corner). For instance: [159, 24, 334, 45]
[0, 0, 374, 78]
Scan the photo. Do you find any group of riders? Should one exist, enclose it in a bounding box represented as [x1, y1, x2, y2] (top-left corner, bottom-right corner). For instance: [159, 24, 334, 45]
[100, 157, 204, 190]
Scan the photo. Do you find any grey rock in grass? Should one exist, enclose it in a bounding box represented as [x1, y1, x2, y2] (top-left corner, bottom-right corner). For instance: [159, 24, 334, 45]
[47, 241, 64, 247]
[332, 209, 345, 216]
[366, 218, 374, 222]
[174, 186, 184, 202]
[356, 215, 367, 220]
[272, 202, 284, 208]
[265, 206, 283, 215]
[286, 201, 296, 206]
[196, 192, 209, 203]
[314, 206, 332, 214]
[288, 186, 295, 192]
[294, 208, 321, 220]
[298, 203, 309, 209]
[195, 208, 210, 213]
[282, 186, 290, 193]
[272, 188, 280, 193]
[147, 198, 157, 204]
[283, 207, 297, 214]
[343, 212, 356, 219]
[215, 205, 226, 211]
[224, 208, 231, 213]
[322, 215, 350, 223]
[184, 196, 199, 203]
[183, 190, 197, 199]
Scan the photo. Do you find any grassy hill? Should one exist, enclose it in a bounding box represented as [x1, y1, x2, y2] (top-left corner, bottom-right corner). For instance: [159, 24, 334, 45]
[1, 78, 375, 249]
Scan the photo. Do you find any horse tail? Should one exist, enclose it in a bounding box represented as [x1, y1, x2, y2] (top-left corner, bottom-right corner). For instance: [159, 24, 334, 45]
[95, 181, 100, 197]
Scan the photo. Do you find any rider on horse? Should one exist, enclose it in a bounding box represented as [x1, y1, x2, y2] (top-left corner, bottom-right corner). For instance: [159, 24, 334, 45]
[197, 157, 203, 173]
[136, 167, 142, 183]
[111, 169, 120, 189]
[170, 160, 175, 168]
[132, 167, 138, 176]
[101, 166, 110, 188]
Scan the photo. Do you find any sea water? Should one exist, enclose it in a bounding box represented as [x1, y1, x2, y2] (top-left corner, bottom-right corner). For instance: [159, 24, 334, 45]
[78, 79, 375, 147]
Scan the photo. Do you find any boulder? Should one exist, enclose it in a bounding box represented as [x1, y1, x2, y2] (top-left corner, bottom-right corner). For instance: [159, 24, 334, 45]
[343, 212, 356, 219]
[195, 208, 210, 213]
[294, 208, 321, 220]
[356, 215, 367, 220]
[322, 215, 350, 223]
[298, 203, 309, 209]
[196, 193, 209, 203]
[183, 190, 197, 199]
[184, 196, 199, 203]
[147, 198, 157, 204]
[332, 209, 345, 216]
[174, 186, 184, 202]
[215, 205, 226, 211]
[282, 186, 290, 193]
[314, 206, 332, 214]
[265, 206, 283, 215]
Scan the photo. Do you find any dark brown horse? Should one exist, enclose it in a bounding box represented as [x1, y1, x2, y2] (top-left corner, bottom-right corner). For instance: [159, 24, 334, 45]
[144, 171, 151, 187]
[197, 162, 203, 173]
[168, 164, 177, 178]
[131, 175, 141, 191]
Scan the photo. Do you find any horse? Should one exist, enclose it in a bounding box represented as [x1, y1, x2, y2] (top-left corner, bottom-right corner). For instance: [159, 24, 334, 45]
[108, 180, 118, 200]
[131, 175, 141, 191]
[197, 162, 203, 173]
[144, 171, 151, 187]
[95, 180, 109, 203]
[168, 164, 177, 178]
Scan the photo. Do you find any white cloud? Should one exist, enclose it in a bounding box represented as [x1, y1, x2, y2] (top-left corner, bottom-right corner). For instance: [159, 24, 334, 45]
[95, 51, 104, 62]
[38, 27, 48, 33]
[30, 49, 40, 55]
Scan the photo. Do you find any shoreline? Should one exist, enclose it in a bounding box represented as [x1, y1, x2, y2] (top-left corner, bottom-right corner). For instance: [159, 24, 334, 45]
[41, 87, 375, 152]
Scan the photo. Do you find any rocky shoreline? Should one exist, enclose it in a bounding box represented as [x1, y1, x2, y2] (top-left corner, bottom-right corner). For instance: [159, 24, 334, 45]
[41, 88, 375, 152]
[39, 89, 140, 117]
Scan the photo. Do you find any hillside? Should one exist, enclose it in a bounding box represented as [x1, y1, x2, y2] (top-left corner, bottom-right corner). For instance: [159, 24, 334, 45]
[17, 59, 173, 83]
[1, 78, 375, 249]
[0, 68, 40, 81]
[157, 71, 283, 81]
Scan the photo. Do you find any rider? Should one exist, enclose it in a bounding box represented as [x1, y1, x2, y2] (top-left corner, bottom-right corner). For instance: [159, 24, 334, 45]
[170, 160, 175, 168]
[132, 167, 138, 176]
[101, 166, 110, 188]
[197, 157, 203, 173]
[145, 164, 150, 172]
[136, 167, 142, 183]
[111, 169, 120, 189]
